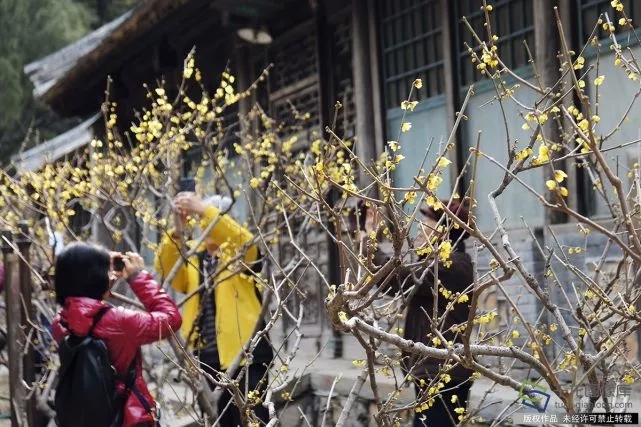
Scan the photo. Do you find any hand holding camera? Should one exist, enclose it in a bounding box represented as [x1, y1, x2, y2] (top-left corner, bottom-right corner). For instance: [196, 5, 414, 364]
[173, 177, 206, 228]
[110, 252, 144, 278]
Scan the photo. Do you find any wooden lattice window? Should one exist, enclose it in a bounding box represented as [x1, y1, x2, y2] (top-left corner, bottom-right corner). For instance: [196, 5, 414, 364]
[455, 0, 534, 86]
[379, 0, 445, 109]
[268, 22, 321, 135]
[578, 0, 641, 43]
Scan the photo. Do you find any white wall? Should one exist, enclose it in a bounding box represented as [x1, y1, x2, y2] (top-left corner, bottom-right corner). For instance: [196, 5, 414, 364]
[387, 99, 453, 208]
[463, 78, 546, 231]
[585, 45, 641, 217]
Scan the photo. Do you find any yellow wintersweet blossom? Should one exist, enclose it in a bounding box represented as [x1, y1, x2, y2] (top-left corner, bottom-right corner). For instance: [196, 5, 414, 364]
[578, 119, 590, 131]
[594, 75, 605, 86]
[440, 287, 452, 300]
[249, 177, 262, 188]
[559, 187, 569, 197]
[183, 54, 195, 79]
[474, 311, 498, 324]
[602, 22, 616, 32]
[401, 100, 419, 111]
[439, 240, 453, 267]
[574, 56, 585, 70]
[438, 157, 452, 167]
[532, 144, 550, 165]
[611, 0, 624, 12]
[546, 180, 557, 190]
[536, 112, 549, 124]
[404, 191, 417, 204]
[514, 147, 532, 162]
[427, 174, 443, 190]
[413, 79, 423, 89]
[388, 141, 400, 151]
[481, 48, 499, 68]
[554, 170, 568, 182]
[401, 122, 412, 132]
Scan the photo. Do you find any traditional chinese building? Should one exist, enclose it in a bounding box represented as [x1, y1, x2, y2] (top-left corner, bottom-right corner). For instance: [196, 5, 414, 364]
[19, 0, 641, 367]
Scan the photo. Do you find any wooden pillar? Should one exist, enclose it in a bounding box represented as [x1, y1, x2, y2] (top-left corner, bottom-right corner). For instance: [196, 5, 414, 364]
[441, 0, 464, 192]
[558, 0, 581, 215]
[234, 39, 260, 212]
[367, 0, 384, 157]
[2, 230, 23, 426]
[352, 0, 378, 187]
[17, 221, 35, 427]
[534, 0, 569, 224]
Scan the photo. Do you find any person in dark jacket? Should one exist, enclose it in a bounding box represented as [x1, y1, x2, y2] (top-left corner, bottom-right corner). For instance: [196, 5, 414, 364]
[366, 199, 474, 427]
[52, 243, 182, 427]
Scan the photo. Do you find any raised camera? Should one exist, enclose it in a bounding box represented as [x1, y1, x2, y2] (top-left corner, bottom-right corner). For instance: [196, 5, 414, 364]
[112, 256, 125, 272]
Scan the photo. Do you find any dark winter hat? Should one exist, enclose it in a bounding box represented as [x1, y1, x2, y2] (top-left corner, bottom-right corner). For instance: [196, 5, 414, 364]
[420, 199, 472, 241]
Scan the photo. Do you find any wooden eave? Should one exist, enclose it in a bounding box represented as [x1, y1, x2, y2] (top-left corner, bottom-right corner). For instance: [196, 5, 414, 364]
[25, 0, 298, 117]
[25, 0, 194, 116]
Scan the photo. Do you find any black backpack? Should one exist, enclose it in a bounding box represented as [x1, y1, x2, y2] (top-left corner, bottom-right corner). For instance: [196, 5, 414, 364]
[55, 306, 128, 427]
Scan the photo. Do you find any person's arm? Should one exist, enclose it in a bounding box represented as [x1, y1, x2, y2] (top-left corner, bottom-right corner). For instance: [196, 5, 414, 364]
[154, 229, 189, 293]
[120, 254, 182, 345]
[51, 315, 65, 343]
[199, 205, 259, 264]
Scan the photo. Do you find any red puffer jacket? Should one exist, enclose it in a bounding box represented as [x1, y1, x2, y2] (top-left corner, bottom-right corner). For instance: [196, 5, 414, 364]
[52, 271, 182, 427]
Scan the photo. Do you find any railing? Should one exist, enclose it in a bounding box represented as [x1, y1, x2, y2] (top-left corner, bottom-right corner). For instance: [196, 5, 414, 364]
[1, 222, 37, 426]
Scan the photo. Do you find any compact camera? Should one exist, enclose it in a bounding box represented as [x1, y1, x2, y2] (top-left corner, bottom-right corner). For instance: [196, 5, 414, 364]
[112, 255, 125, 272]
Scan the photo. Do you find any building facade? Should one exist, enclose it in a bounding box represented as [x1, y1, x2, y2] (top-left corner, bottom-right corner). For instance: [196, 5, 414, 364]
[20, 0, 641, 363]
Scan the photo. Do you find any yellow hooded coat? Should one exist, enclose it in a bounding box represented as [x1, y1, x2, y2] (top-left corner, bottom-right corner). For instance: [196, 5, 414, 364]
[154, 205, 264, 369]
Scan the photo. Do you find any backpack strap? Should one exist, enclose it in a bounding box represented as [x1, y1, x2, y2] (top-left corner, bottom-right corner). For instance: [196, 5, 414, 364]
[60, 305, 111, 336]
[88, 306, 111, 335]
[123, 355, 160, 426]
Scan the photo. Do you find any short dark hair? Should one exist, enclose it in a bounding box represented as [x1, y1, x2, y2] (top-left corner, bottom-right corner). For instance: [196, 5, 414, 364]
[54, 242, 111, 305]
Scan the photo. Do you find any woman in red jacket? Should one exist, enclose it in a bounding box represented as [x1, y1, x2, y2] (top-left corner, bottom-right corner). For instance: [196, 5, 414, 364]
[52, 243, 182, 426]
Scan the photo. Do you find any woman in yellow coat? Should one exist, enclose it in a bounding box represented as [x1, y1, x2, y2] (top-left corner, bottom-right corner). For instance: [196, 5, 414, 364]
[154, 192, 272, 425]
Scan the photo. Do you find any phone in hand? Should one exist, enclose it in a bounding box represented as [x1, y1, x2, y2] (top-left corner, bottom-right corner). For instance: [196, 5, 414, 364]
[179, 177, 196, 193]
[112, 256, 125, 272]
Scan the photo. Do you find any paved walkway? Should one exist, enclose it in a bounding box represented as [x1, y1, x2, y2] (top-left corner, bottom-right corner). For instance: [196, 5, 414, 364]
[1, 349, 639, 426]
